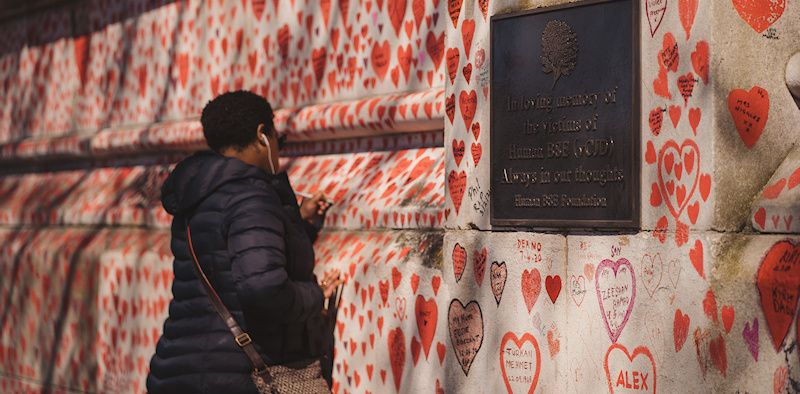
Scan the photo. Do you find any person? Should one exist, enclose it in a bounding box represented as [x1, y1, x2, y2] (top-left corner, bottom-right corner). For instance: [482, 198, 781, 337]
[147, 90, 343, 393]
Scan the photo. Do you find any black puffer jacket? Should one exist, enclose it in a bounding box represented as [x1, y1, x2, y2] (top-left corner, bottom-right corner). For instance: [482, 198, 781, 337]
[147, 151, 324, 394]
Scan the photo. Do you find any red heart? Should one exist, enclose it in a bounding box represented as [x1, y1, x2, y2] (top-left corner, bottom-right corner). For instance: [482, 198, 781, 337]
[757, 241, 800, 350]
[689, 239, 704, 278]
[387, 0, 407, 34]
[445, 94, 456, 124]
[728, 86, 770, 149]
[732, 0, 786, 33]
[674, 309, 690, 352]
[658, 32, 679, 72]
[668, 105, 681, 128]
[452, 243, 467, 282]
[371, 41, 391, 81]
[470, 142, 482, 167]
[436, 342, 446, 364]
[521, 268, 542, 313]
[397, 45, 412, 81]
[679, 0, 698, 40]
[699, 173, 711, 201]
[677, 72, 695, 106]
[431, 276, 441, 295]
[426, 31, 445, 69]
[702, 290, 718, 323]
[754, 207, 767, 229]
[462, 62, 472, 84]
[691, 41, 709, 84]
[410, 273, 420, 294]
[448, 170, 466, 214]
[410, 336, 421, 365]
[452, 139, 465, 167]
[650, 183, 662, 207]
[473, 247, 487, 287]
[415, 295, 437, 359]
[545, 275, 561, 303]
[445, 47, 460, 84]
[645, 141, 657, 164]
[500, 332, 542, 393]
[658, 139, 701, 220]
[391, 266, 402, 290]
[387, 328, 405, 391]
[461, 20, 476, 57]
[458, 90, 477, 129]
[688, 107, 701, 135]
[448, 0, 463, 27]
[721, 306, 735, 334]
[471, 122, 481, 139]
[653, 68, 671, 99]
[648, 107, 663, 136]
[762, 178, 786, 199]
[788, 167, 800, 190]
[709, 334, 728, 376]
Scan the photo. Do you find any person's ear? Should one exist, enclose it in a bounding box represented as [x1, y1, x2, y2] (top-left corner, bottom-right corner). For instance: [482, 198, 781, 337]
[256, 123, 268, 147]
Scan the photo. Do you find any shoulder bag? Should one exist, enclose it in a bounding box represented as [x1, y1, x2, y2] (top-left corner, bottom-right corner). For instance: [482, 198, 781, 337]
[186, 221, 330, 394]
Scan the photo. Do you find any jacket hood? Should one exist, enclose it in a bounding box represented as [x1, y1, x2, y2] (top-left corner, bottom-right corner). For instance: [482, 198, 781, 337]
[161, 151, 272, 215]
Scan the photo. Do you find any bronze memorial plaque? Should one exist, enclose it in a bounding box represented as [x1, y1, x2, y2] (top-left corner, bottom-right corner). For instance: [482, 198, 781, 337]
[490, 0, 639, 229]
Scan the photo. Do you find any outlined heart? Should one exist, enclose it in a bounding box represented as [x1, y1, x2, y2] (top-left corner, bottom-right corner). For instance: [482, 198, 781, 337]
[646, 0, 668, 37]
[596, 258, 637, 343]
[570, 275, 587, 307]
[500, 332, 542, 394]
[641, 254, 663, 298]
[604, 344, 657, 394]
[491, 261, 508, 305]
[657, 139, 700, 220]
[452, 243, 467, 282]
[448, 299, 484, 376]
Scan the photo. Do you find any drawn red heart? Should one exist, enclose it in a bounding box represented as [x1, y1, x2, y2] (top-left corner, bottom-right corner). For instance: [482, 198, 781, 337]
[699, 173, 711, 201]
[678, 0, 698, 40]
[490, 261, 507, 305]
[431, 276, 441, 295]
[648, 108, 663, 136]
[311, 47, 327, 85]
[688, 107, 701, 135]
[545, 275, 561, 304]
[645, 141, 657, 164]
[703, 290, 718, 324]
[658, 139, 700, 220]
[471, 247, 487, 287]
[471, 122, 481, 139]
[452, 243, 467, 282]
[462, 63, 472, 84]
[448, 299, 484, 376]
[500, 332, 542, 394]
[461, 19, 475, 58]
[415, 295, 437, 359]
[410, 336, 421, 365]
[658, 32, 679, 72]
[387, 327, 406, 391]
[728, 86, 769, 149]
[677, 72, 695, 106]
[650, 183, 662, 207]
[445, 47, 460, 84]
[757, 240, 800, 350]
[411, 0, 425, 30]
[668, 105, 681, 128]
[470, 142, 482, 167]
[689, 239, 704, 278]
[459, 90, 477, 129]
[721, 306, 735, 334]
[788, 167, 800, 190]
[521, 268, 542, 313]
[732, 0, 786, 33]
[392, 266, 403, 290]
[674, 309, 690, 352]
[73, 35, 89, 86]
[762, 178, 786, 200]
[387, 0, 407, 34]
[445, 94, 456, 124]
[410, 273, 420, 294]
[371, 41, 391, 81]
[446, 0, 465, 26]
[426, 31, 445, 69]
[691, 41, 709, 84]
[448, 170, 466, 214]
[452, 139, 465, 167]
[709, 334, 727, 376]
[646, 0, 668, 37]
[397, 45, 412, 81]
[653, 69, 671, 99]
[754, 207, 767, 229]
[379, 280, 390, 305]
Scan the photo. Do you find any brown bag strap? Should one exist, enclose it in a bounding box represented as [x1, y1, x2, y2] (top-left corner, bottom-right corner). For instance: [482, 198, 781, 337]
[186, 220, 272, 382]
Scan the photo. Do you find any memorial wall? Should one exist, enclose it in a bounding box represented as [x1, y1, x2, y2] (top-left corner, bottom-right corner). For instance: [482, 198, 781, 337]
[0, 0, 799, 393]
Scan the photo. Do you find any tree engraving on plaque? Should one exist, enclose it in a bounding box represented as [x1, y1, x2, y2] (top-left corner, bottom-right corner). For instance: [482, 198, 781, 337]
[540, 20, 578, 89]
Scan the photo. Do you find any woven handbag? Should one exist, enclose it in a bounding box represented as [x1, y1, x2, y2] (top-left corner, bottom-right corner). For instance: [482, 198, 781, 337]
[186, 221, 330, 394]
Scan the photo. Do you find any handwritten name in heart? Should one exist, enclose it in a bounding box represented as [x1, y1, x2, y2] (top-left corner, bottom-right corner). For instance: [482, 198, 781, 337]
[491, 261, 508, 305]
[756, 240, 800, 350]
[596, 258, 636, 343]
[448, 299, 484, 376]
[500, 332, 542, 394]
[728, 86, 769, 149]
[604, 344, 657, 394]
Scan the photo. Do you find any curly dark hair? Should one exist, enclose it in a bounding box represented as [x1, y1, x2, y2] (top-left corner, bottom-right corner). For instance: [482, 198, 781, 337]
[200, 90, 275, 152]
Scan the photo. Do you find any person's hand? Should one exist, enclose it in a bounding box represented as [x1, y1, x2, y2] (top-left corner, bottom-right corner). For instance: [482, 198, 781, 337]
[319, 269, 344, 299]
[300, 191, 331, 226]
